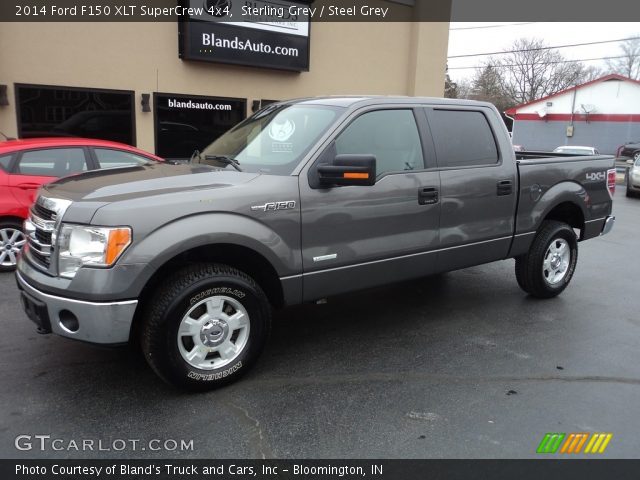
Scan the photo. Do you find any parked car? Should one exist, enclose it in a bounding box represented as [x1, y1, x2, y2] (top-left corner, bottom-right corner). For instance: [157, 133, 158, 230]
[553, 145, 600, 155]
[16, 97, 615, 390]
[0, 137, 162, 271]
[617, 141, 640, 162]
[627, 156, 640, 197]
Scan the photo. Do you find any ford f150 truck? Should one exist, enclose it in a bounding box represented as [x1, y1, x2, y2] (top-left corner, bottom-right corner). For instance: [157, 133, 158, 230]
[16, 97, 616, 390]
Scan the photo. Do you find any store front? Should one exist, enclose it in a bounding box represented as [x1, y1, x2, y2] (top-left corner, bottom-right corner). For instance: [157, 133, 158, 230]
[154, 93, 246, 160]
[0, 2, 450, 156]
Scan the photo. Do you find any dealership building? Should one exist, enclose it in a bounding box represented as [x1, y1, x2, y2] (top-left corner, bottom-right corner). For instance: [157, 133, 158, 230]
[0, 1, 450, 160]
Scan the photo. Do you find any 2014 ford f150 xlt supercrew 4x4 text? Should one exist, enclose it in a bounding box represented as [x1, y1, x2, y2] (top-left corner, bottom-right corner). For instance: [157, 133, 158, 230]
[16, 97, 616, 390]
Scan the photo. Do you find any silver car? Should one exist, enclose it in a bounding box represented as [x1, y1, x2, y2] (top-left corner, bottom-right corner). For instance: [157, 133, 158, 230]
[553, 145, 600, 155]
[627, 157, 640, 197]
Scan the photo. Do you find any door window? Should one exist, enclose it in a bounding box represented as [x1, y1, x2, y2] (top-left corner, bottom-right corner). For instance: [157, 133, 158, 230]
[17, 149, 87, 177]
[429, 109, 499, 168]
[335, 110, 424, 176]
[94, 148, 153, 169]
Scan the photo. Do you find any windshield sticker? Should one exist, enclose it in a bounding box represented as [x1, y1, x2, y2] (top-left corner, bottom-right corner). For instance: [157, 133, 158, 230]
[269, 119, 296, 142]
[272, 142, 293, 153]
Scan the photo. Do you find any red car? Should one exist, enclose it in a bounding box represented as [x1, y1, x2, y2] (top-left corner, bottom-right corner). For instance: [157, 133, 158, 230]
[0, 137, 162, 271]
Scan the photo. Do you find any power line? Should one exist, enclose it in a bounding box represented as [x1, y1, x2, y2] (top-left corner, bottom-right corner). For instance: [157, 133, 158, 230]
[447, 36, 640, 59]
[450, 22, 537, 30]
[448, 54, 628, 70]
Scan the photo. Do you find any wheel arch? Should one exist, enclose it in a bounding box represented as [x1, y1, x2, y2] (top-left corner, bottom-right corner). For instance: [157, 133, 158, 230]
[130, 242, 285, 344]
[0, 216, 26, 226]
[542, 201, 585, 239]
[523, 181, 589, 239]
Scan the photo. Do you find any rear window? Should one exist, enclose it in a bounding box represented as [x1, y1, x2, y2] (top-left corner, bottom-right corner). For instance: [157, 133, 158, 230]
[430, 110, 499, 168]
[0, 154, 11, 171]
[94, 148, 153, 169]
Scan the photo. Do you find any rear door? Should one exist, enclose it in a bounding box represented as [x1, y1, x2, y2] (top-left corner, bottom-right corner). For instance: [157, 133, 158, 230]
[299, 106, 441, 301]
[8, 147, 90, 209]
[425, 106, 517, 271]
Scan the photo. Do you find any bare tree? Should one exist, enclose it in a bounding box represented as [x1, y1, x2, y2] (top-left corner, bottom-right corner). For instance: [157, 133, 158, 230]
[490, 38, 594, 105]
[606, 37, 640, 79]
[444, 70, 458, 99]
[469, 65, 513, 112]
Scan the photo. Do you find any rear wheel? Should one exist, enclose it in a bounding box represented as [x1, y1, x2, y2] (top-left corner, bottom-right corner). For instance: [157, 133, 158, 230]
[141, 263, 271, 391]
[0, 221, 26, 272]
[515, 221, 578, 298]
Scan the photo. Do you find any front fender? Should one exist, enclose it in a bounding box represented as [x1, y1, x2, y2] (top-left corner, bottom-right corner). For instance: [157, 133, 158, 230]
[117, 212, 300, 295]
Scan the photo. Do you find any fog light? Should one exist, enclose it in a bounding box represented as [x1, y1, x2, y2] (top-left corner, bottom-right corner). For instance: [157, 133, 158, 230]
[59, 310, 79, 333]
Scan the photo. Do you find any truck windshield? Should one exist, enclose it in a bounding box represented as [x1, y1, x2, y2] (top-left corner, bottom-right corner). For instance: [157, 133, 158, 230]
[199, 104, 343, 175]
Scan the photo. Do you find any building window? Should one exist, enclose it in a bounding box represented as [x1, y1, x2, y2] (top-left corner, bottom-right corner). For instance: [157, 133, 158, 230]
[16, 84, 135, 146]
[154, 93, 246, 160]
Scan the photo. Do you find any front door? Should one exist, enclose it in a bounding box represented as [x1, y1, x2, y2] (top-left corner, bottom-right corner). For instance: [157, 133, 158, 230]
[299, 108, 441, 301]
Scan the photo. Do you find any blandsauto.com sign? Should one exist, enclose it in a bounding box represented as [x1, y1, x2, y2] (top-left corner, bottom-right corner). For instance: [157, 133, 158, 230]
[178, 0, 310, 71]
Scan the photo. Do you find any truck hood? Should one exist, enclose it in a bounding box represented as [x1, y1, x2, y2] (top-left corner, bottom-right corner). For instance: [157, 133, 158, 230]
[43, 163, 260, 202]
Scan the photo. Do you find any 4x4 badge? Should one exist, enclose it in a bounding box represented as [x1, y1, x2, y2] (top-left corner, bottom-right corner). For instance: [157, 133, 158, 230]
[251, 201, 296, 212]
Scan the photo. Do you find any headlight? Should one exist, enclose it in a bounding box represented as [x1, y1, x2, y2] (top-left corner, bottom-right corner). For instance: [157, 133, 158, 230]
[57, 224, 132, 279]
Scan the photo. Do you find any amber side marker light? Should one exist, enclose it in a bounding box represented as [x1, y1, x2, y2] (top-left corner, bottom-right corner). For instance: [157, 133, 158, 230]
[105, 228, 132, 265]
[343, 172, 369, 179]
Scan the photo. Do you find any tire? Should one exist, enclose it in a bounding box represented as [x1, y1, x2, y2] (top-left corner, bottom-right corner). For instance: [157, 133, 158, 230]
[515, 221, 578, 299]
[0, 220, 27, 272]
[634, 151, 640, 162]
[141, 263, 271, 391]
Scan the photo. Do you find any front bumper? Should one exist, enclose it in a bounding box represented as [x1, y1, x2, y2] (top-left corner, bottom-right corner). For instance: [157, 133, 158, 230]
[600, 215, 615, 236]
[16, 272, 137, 345]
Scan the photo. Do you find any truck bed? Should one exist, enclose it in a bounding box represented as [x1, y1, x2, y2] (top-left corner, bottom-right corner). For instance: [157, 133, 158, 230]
[513, 152, 615, 252]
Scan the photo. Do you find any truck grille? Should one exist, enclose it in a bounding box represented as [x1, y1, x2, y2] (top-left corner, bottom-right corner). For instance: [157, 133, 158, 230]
[32, 202, 56, 221]
[26, 205, 56, 271]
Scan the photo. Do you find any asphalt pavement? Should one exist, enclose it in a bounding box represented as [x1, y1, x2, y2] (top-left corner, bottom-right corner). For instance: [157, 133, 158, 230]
[1, 189, 638, 459]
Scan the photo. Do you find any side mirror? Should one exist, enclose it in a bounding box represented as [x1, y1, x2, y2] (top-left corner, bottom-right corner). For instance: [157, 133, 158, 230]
[317, 154, 376, 187]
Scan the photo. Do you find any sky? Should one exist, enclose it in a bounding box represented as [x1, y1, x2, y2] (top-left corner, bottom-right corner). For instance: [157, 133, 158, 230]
[447, 22, 640, 84]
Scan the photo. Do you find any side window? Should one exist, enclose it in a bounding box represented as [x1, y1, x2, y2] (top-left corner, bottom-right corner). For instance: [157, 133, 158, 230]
[335, 110, 424, 177]
[429, 110, 499, 168]
[94, 148, 151, 169]
[0, 154, 12, 172]
[17, 148, 87, 177]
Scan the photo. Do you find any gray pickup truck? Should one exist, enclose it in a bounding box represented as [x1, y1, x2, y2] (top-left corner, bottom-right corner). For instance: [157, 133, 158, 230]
[16, 97, 616, 390]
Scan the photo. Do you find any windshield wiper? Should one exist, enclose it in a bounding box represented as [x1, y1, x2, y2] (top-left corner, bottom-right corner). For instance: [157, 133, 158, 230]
[204, 155, 243, 172]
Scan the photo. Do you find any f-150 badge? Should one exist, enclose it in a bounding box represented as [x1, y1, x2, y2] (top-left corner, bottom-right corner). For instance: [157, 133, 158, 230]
[251, 201, 296, 212]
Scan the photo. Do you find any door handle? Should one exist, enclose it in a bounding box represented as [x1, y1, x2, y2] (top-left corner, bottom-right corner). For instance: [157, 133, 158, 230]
[418, 186, 439, 205]
[497, 180, 513, 196]
[17, 183, 41, 190]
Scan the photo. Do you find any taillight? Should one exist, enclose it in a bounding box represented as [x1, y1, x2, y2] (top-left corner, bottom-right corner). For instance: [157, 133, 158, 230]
[607, 168, 616, 197]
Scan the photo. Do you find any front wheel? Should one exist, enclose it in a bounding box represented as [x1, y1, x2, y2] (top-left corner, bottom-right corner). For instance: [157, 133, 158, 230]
[515, 221, 578, 298]
[141, 263, 271, 391]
